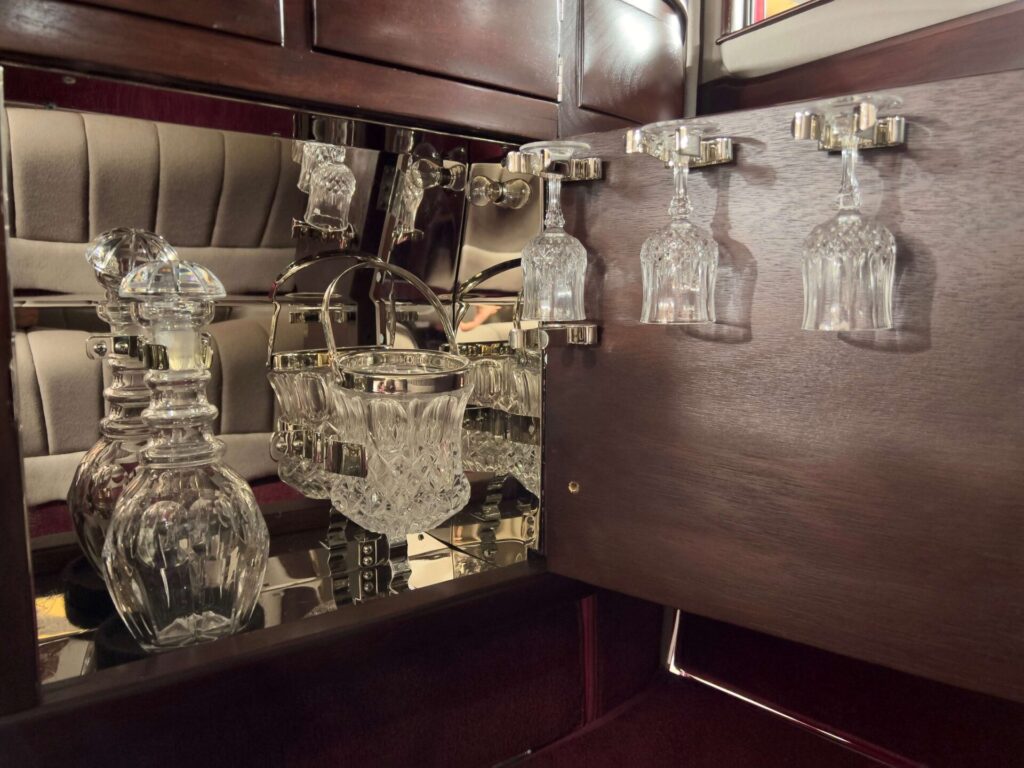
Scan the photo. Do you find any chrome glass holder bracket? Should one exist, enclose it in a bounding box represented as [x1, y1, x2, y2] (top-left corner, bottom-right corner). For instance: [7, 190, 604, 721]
[503, 150, 603, 182]
[510, 322, 599, 350]
[625, 123, 735, 169]
[792, 96, 907, 152]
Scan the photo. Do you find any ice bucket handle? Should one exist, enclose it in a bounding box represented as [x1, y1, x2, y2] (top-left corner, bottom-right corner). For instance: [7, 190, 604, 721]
[320, 256, 460, 359]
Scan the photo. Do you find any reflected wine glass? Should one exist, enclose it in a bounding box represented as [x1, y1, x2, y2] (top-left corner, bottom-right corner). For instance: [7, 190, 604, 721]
[296, 141, 346, 193]
[634, 121, 719, 325]
[304, 154, 357, 232]
[518, 140, 590, 322]
[801, 95, 898, 331]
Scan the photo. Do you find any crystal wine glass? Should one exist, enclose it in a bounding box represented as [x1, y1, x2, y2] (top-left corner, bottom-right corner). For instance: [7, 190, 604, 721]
[636, 121, 719, 324]
[801, 95, 898, 331]
[518, 140, 590, 322]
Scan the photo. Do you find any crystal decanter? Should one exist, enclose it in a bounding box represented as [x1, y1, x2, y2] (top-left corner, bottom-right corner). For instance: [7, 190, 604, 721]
[802, 96, 898, 331]
[67, 228, 177, 574]
[103, 254, 269, 651]
[519, 141, 590, 321]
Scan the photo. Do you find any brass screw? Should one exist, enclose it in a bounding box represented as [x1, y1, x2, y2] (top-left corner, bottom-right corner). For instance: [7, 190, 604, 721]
[568, 481, 581, 495]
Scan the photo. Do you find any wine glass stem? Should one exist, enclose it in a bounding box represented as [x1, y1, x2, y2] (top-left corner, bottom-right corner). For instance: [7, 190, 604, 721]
[544, 176, 565, 230]
[837, 137, 861, 211]
[669, 163, 693, 220]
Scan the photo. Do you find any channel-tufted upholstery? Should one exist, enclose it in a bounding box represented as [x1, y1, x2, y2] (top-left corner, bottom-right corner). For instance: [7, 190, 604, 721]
[4, 107, 302, 506]
[4, 106, 304, 294]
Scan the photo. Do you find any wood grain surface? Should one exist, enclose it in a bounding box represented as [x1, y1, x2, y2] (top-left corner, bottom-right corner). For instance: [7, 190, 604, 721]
[547, 69, 1024, 701]
[64, 0, 284, 43]
[314, 0, 559, 99]
[0, 0, 558, 139]
[579, 0, 684, 122]
[0, 163, 40, 715]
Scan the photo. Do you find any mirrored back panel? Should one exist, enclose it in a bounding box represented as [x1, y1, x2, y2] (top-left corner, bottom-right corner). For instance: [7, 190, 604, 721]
[3, 64, 542, 684]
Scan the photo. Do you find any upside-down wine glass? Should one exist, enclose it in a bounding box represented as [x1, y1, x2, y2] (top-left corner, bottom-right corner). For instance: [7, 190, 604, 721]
[637, 121, 719, 324]
[801, 95, 898, 331]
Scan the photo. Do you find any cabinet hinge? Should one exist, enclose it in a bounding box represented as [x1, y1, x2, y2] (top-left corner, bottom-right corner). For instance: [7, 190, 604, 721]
[556, 56, 564, 103]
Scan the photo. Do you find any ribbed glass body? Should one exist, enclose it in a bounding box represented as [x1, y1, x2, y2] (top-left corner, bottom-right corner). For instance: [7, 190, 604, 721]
[268, 365, 335, 499]
[462, 352, 511, 475]
[506, 349, 542, 497]
[802, 141, 896, 331]
[68, 353, 149, 573]
[521, 177, 587, 321]
[640, 164, 718, 324]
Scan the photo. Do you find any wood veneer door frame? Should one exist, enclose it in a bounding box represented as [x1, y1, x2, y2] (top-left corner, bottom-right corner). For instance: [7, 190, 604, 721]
[699, 1, 1024, 114]
[544, 68, 1024, 703]
[0, 76, 41, 711]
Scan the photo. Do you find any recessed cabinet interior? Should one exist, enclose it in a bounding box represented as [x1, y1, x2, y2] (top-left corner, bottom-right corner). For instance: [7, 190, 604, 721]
[0, 2, 1022, 766]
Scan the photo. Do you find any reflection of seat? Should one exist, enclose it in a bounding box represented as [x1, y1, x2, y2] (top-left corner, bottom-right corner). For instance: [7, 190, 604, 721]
[15, 319, 277, 509]
[3, 106, 304, 294]
[2, 107, 307, 518]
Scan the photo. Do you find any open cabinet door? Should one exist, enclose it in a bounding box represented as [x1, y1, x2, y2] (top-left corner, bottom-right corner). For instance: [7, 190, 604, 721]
[543, 68, 1024, 703]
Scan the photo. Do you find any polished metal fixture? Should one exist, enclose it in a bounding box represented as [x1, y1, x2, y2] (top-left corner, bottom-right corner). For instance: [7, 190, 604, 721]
[793, 94, 903, 331]
[469, 174, 532, 209]
[626, 120, 734, 325]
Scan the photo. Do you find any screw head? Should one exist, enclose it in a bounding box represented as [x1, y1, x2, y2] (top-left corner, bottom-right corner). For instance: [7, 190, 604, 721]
[568, 481, 581, 494]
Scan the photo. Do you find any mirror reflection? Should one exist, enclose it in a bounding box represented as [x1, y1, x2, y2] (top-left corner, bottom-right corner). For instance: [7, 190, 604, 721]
[4, 65, 541, 682]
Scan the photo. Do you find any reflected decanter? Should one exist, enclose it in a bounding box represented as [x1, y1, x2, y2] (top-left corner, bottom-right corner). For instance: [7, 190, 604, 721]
[67, 229, 177, 574]
[103, 254, 269, 651]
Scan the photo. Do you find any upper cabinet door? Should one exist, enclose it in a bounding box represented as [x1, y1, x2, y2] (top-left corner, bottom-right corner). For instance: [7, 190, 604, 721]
[313, 0, 561, 100]
[65, 0, 284, 44]
[578, 0, 685, 122]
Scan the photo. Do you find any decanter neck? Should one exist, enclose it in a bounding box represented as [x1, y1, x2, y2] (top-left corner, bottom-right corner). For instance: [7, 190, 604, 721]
[101, 356, 150, 439]
[141, 369, 222, 466]
[135, 300, 222, 466]
[544, 176, 565, 230]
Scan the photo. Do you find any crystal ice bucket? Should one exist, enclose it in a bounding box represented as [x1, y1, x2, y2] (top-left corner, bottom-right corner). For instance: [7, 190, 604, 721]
[268, 349, 335, 499]
[329, 348, 472, 538]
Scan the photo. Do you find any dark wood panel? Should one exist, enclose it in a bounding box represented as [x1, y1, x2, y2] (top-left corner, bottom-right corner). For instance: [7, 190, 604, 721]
[677, 614, 1024, 767]
[700, 1, 1024, 114]
[313, 0, 559, 99]
[0, 167, 40, 715]
[548, 69, 1024, 702]
[559, 0, 650, 136]
[579, 0, 685, 123]
[1, 567, 590, 767]
[0, 0, 558, 139]
[68, 0, 283, 43]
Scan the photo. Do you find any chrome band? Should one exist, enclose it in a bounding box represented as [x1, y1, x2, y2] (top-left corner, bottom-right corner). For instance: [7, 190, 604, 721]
[142, 332, 215, 370]
[512, 323, 599, 350]
[271, 349, 333, 371]
[320, 435, 368, 478]
[444, 341, 511, 359]
[335, 350, 470, 395]
[85, 334, 142, 360]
